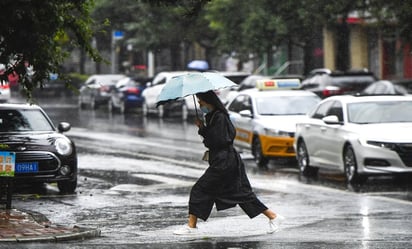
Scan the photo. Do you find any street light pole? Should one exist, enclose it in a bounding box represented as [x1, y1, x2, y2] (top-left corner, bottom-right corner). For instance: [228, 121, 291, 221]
[111, 37, 116, 73]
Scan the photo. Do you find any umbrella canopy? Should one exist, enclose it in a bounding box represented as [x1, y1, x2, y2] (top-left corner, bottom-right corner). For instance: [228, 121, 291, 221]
[156, 72, 237, 106]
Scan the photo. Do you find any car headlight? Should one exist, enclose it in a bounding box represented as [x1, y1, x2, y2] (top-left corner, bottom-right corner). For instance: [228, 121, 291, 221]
[263, 128, 291, 137]
[55, 138, 73, 155]
[366, 141, 397, 150]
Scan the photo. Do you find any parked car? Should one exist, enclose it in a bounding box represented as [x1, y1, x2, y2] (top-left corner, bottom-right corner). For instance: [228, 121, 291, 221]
[225, 75, 303, 104]
[0, 64, 11, 103]
[214, 71, 251, 105]
[108, 76, 145, 114]
[142, 71, 195, 120]
[227, 79, 321, 167]
[78, 74, 126, 109]
[0, 82, 11, 103]
[361, 79, 412, 95]
[33, 73, 83, 98]
[0, 103, 77, 193]
[392, 79, 412, 93]
[300, 68, 377, 99]
[294, 95, 412, 184]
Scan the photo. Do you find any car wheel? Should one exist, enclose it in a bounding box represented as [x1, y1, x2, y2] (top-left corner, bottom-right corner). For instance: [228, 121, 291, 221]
[57, 179, 77, 194]
[78, 96, 85, 109]
[90, 96, 97, 109]
[108, 99, 114, 113]
[252, 136, 269, 167]
[120, 101, 126, 114]
[343, 145, 366, 184]
[182, 103, 188, 120]
[158, 105, 164, 118]
[297, 140, 318, 176]
[142, 102, 148, 116]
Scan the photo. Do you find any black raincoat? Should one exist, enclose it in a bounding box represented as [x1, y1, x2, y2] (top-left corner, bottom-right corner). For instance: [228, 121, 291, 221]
[189, 109, 268, 221]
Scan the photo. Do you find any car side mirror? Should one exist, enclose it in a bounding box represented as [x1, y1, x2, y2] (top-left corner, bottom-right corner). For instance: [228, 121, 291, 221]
[58, 122, 71, 133]
[239, 109, 252, 118]
[322, 115, 341, 125]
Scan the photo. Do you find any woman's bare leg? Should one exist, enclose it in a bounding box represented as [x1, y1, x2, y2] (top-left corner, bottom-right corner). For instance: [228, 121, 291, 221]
[188, 214, 198, 228]
[262, 209, 277, 220]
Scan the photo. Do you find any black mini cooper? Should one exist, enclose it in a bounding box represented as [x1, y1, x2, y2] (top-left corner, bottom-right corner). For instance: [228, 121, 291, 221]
[0, 103, 77, 193]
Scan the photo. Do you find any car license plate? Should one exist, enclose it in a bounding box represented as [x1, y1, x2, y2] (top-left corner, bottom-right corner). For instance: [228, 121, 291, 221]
[15, 162, 39, 173]
[127, 95, 138, 101]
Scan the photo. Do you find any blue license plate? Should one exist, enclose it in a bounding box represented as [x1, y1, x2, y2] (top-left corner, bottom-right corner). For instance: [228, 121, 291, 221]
[15, 162, 39, 173]
[127, 95, 139, 101]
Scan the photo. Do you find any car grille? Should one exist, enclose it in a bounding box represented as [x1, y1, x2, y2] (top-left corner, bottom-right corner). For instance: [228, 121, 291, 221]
[16, 151, 60, 174]
[393, 144, 412, 167]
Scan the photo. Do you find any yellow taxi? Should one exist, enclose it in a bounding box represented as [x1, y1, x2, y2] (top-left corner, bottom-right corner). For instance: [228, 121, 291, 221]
[227, 79, 321, 167]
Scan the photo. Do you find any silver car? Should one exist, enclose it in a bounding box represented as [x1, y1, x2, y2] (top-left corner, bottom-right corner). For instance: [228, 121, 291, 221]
[78, 74, 126, 109]
[294, 95, 412, 184]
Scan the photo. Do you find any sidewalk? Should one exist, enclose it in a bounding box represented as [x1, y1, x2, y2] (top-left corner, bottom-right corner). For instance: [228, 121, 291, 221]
[0, 208, 100, 242]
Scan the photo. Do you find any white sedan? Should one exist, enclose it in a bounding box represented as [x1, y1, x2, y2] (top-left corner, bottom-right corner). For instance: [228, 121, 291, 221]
[294, 95, 412, 184]
[142, 71, 195, 120]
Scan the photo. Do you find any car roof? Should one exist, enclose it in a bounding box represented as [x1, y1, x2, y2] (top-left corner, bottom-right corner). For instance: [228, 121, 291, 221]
[155, 71, 192, 77]
[151, 71, 192, 83]
[321, 94, 412, 104]
[88, 74, 126, 79]
[0, 103, 42, 110]
[86, 74, 127, 85]
[237, 88, 319, 98]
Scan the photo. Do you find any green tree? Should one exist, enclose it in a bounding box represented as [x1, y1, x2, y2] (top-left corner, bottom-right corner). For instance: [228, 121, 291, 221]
[92, 0, 215, 71]
[0, 0, 102, 99]
[205, 0, 310, 73]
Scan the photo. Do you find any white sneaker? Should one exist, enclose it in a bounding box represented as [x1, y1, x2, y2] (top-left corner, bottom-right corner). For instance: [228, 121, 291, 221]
[268, 214, 285, 234]
[173, 225, 198, 235]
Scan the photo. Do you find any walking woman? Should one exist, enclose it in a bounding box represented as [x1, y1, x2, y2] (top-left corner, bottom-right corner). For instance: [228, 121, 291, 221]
[173, 90, 284, 235]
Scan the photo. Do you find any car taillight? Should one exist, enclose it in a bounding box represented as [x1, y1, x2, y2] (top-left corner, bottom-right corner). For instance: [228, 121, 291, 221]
[322, 86, 343, 97]
[0, 83, 10, 89]
[127, 88, 140, 94]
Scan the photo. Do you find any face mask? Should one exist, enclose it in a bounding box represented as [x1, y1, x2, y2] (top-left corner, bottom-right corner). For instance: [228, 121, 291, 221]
[200, 106, 210, 114]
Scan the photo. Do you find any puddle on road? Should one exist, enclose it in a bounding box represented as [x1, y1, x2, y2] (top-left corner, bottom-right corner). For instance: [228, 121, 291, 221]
[81, 169, 159, 186]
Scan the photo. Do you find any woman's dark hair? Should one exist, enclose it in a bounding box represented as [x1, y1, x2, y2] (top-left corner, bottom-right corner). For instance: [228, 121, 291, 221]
[196, 90, 228, 115]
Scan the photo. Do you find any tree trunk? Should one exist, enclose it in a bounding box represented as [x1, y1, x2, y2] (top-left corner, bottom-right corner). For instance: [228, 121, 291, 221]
[79, 50, 86, 74]
[335, 14, 350, 71]
[303, 39, 315, 76]
[170, 43, 181, 71]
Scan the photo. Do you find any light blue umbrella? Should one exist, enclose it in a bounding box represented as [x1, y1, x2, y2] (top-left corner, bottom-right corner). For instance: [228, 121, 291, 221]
[156, 72, 237, 116]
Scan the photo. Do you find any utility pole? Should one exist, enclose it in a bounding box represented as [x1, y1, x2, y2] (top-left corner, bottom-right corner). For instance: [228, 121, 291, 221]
[111, 30, 124, 73]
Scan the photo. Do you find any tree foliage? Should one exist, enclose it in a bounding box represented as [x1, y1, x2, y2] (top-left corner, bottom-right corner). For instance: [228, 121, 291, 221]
[92, 0, 215, 70]
[2, 0, 412, 98]
[0, 0, 101, 99]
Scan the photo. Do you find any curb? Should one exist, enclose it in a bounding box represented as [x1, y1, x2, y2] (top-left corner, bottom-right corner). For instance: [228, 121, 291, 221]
[0, 209, 101, 243]
[0, 227, 101, 243]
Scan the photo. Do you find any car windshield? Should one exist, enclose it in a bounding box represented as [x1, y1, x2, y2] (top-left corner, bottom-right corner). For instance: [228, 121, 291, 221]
[348, 100, 412, 124]
[256, 95, 320, 115]
[0, 109, 54, 132]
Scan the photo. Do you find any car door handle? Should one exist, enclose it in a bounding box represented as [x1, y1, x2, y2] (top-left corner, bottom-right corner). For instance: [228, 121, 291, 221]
[320, 127, 327, 132]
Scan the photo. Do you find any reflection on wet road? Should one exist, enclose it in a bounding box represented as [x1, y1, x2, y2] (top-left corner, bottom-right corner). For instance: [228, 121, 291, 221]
[31, 96, 412, 201]
[7, 95, 412, 248]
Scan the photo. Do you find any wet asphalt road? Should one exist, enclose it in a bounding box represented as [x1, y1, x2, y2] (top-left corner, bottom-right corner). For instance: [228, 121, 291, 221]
[5, 95, 412, 248]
